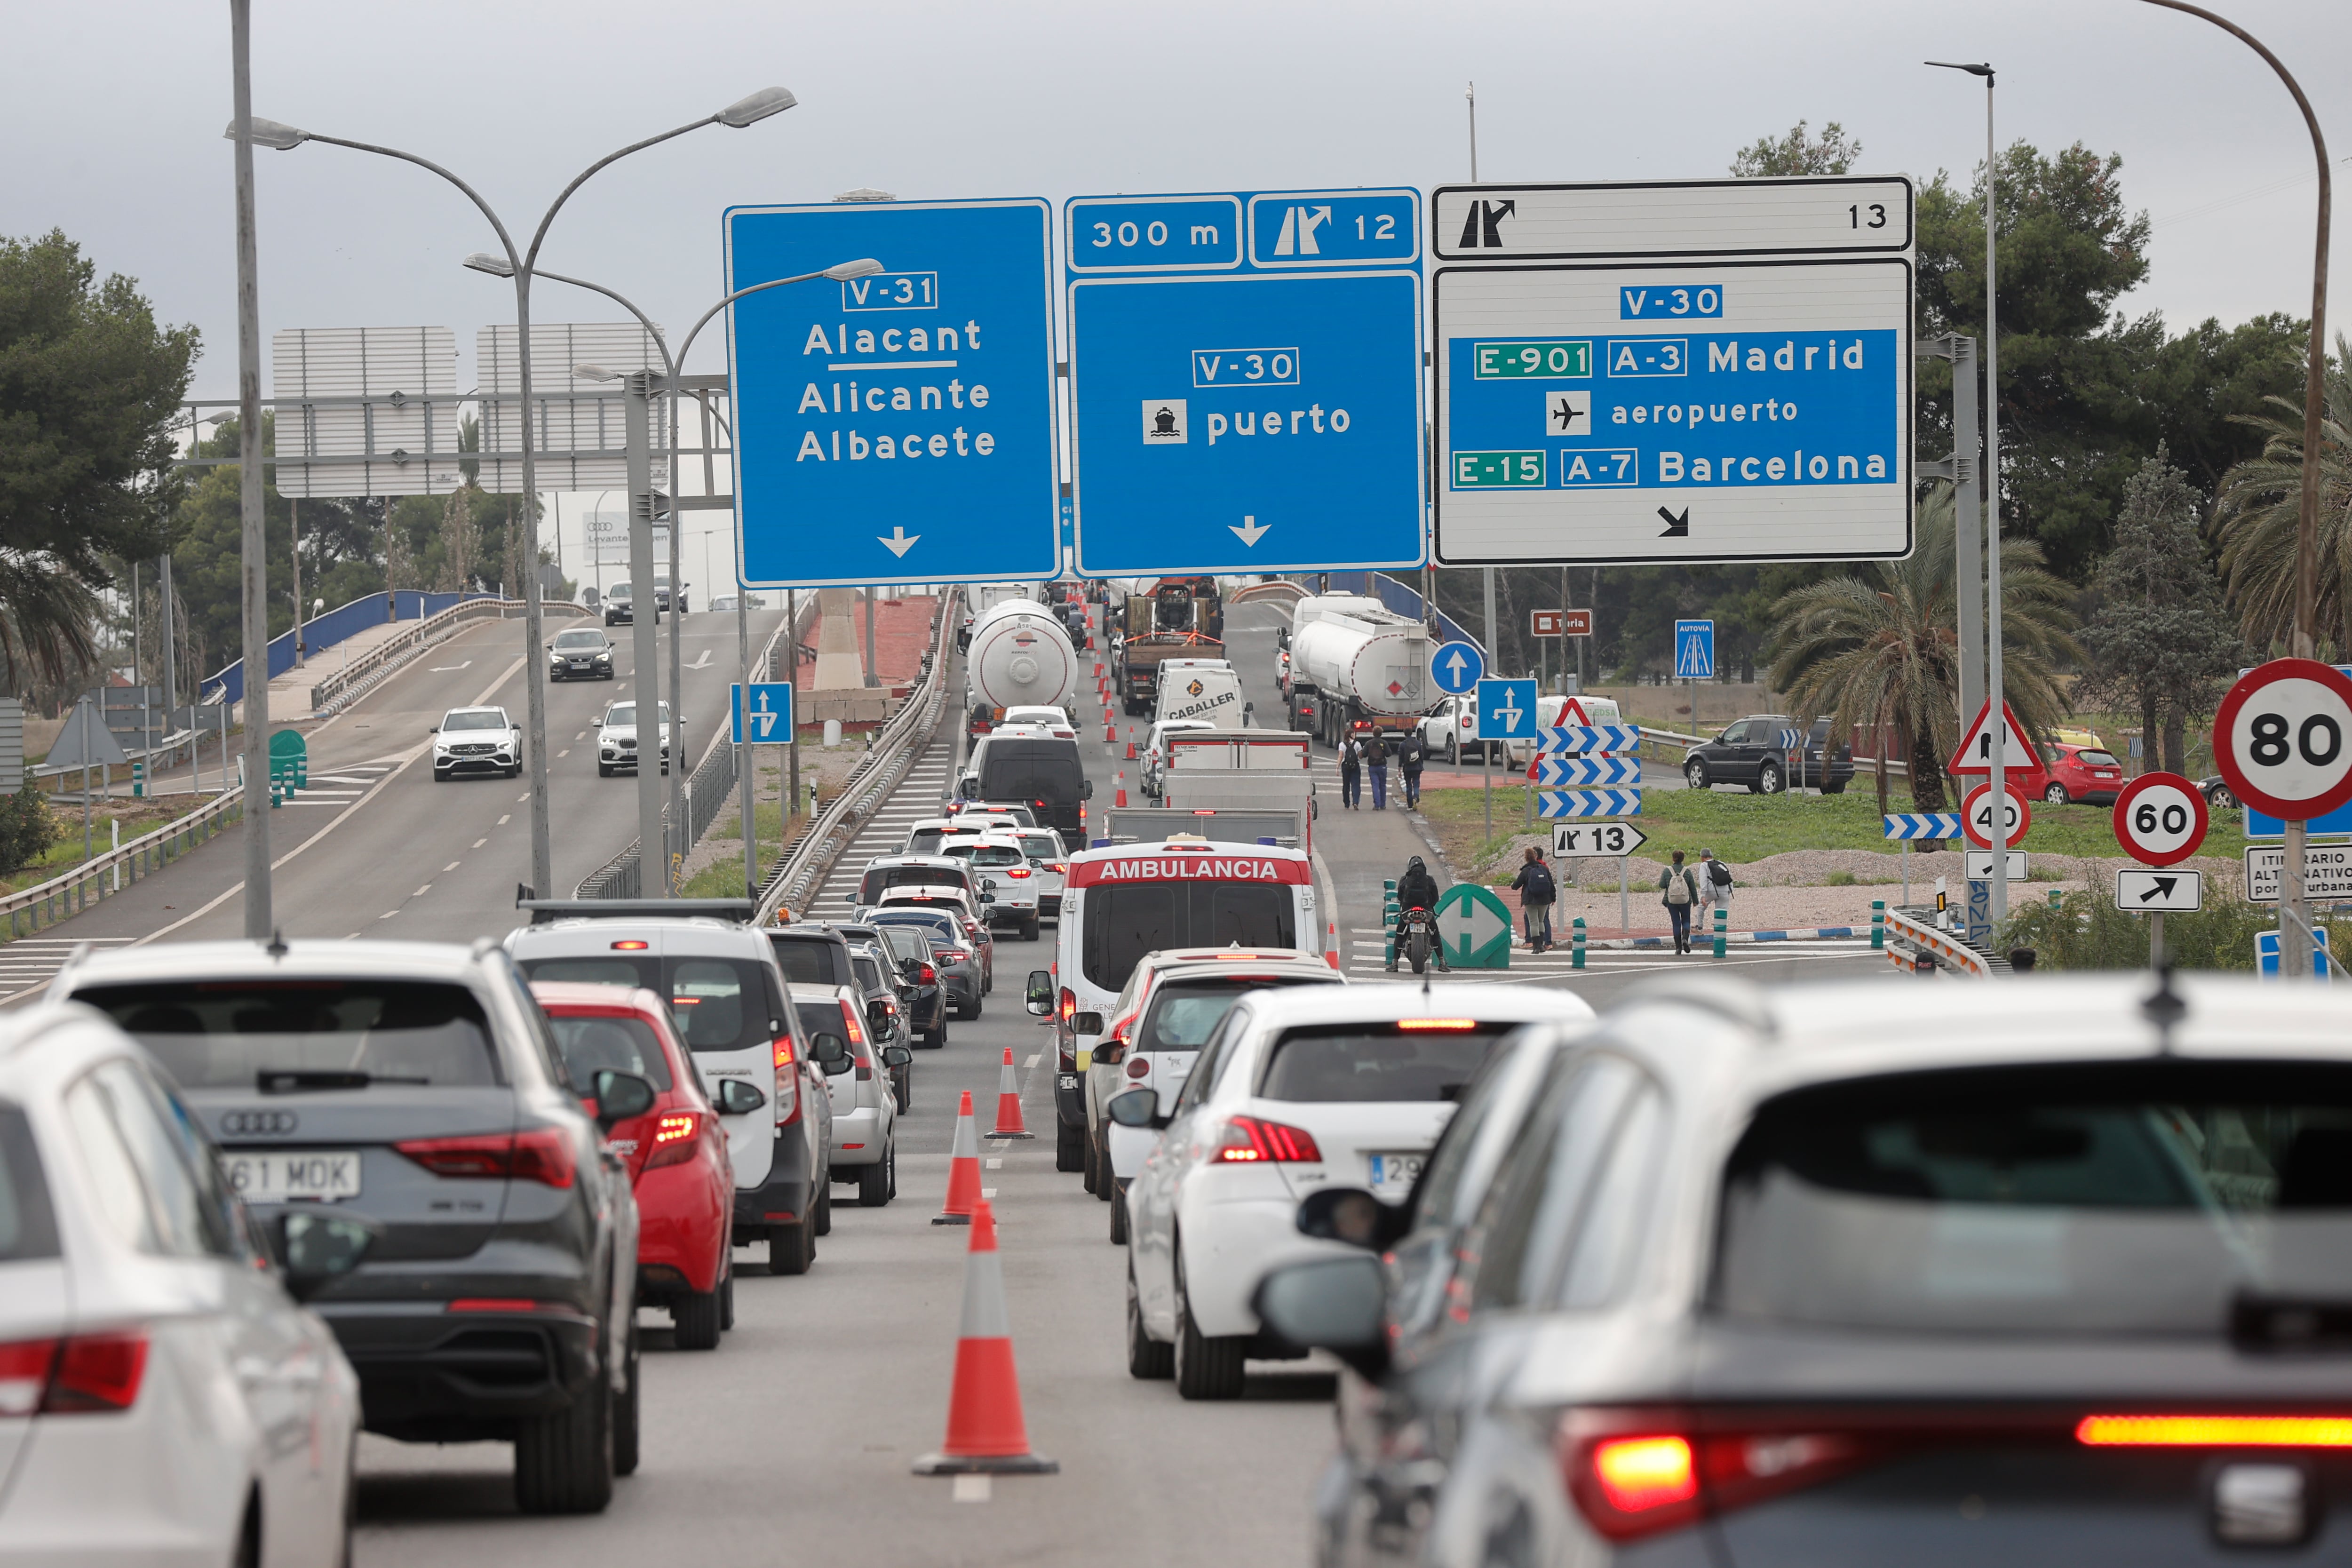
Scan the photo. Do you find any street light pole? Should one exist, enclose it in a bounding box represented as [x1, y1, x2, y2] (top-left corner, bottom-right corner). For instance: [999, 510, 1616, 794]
[227, 0, 272, 938]
[235, 86, 797, 902]
[2133, 0, 2330, 974]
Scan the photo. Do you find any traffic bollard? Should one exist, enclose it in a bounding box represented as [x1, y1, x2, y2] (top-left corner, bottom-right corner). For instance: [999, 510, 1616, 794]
[1712, 906, 1727, 960]
[1870, 899, 1885, 950]
[2048, 887, 2063, 910]
[132, 760, 145, 799]
[1572, 916, 1586, 970]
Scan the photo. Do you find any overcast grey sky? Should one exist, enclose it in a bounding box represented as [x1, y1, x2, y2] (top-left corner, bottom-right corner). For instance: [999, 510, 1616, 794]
[7, 0, 2341, 576]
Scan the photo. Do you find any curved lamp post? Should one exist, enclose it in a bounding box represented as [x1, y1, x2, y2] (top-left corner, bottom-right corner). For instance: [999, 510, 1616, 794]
[224, 86, 796, 901]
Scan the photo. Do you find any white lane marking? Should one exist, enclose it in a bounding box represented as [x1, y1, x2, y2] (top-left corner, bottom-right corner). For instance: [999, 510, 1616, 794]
[414, 884, 432, 897]
[379, 911, 398, 920]
[985, 1158, 1002, 1170]
[690, 650, 713, 669]
[980, 1187, 997, 1199]
[498, 815, 511, 826]
[1025, 1053, 1041, 1068]
[952, 1475, 990, 1504]
[557, 749, 570, 758]
[516, 793, 529, 803]
[428, 661, 473, 671]
[443, 862, 461, 872]
[473, 838, 488, 848]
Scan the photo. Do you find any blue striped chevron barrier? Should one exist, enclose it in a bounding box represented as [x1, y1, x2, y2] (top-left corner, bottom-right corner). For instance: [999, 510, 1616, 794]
[1882, 812, 1963, 840]
[1533, 754, 1642, 787]
[1539, 788, 1643, 818]
[1536, 725, 1641, 754]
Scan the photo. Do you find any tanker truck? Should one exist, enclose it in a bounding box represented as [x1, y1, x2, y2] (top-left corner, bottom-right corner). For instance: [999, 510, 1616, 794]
[964, 594, 1080, 737]
[1285, 592, 1434, 748]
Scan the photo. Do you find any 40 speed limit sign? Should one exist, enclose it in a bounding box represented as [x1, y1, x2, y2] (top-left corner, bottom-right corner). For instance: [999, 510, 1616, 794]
[2112, 772, 2209, 867]
[2214, 659, 2352, 822]
[1962, 780, 2031, 849]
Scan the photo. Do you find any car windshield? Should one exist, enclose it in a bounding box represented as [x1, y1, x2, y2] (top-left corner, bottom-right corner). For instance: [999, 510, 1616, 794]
[794, 1001, 849, 1045]
[1256, 1021, 1513, 1103]
[2077, 749, 2121, 768]
[881, 928, 929, 966]
[852, 956, 885, 992]
[78, 979, 501, 1088]
[1139, 976, 1331, 1053]
[604, 703, 672, 727]
[871, 911, 959, 947]
[1080, 883, 1296, 991]
[545, 1013, 673, 1092]
[1020, 834, 1061, 862]
[1713, 1060, 2352, 1336]
[441, 711, 507, 732]
[767, 937, 847, 987]
[554, 631, 603, 651]
[518, 956, 773, 1054]
[947, 844, 1024, 868]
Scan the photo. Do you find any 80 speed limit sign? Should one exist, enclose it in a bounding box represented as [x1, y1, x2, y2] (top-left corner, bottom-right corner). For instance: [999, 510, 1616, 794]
[2213, 659, 2352, 822]
[2111, 772, 2209, 866]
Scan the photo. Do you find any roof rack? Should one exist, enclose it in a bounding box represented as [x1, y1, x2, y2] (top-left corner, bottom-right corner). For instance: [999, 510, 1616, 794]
[516, 898, 756, 926]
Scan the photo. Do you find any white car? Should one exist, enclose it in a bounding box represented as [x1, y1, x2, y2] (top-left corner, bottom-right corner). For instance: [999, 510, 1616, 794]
[793, 984, 902, 1206]
[1141, 717, 1217, 798]
[1014, 828, 1069, 922]
[0, 1005, 370, 1564]
[1001, 705, 1077, 738]
[596, 699, 675, 777]
[432, 704, 523, 781]
[1115, 981, 1593, 1399]
[942, 834, 1042, 940]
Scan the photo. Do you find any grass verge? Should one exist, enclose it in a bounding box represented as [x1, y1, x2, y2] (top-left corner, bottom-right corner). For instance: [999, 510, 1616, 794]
[1998, 888, 2352, 973]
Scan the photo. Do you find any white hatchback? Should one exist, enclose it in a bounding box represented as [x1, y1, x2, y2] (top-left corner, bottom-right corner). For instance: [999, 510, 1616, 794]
[0, 1006, 370, 1565]
[1115, 982, 1594, 1399]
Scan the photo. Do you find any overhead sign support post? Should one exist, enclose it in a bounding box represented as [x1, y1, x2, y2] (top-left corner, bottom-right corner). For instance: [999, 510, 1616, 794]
[1064, 187, 1426, 577]
[724, 198, 1062, 587]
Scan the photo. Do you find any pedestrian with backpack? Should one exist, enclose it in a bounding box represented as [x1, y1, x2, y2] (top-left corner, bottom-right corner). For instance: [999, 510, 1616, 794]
[1659, 850, 1700, 954]
[1338, 731, 1363, 809]
[1397, 730, 1425, 809]
[1698, 847, 1733, 916]
[1509, 845, 1557, 952]
[1365, 730, 1391, 811]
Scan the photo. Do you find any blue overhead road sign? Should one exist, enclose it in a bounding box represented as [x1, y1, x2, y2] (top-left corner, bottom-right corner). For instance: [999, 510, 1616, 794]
[731, 682, 795, 745]
[1430, 640, 1484, 695]
[724, 198, 1061, 587]
[1066, 187, 1425, 577]
[1477, 679, 1538, 740]
[1674, 618, 1716, 680]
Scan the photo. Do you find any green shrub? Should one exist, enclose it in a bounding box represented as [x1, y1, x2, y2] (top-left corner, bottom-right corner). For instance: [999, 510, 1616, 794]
[1824, 869, 1857, 886]
[1998, 887, 2351, 973]
[0, 790, 60, 874]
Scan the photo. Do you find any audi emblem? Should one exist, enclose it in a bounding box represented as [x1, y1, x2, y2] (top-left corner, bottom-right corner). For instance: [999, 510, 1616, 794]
[219, 1109, 299, 1137]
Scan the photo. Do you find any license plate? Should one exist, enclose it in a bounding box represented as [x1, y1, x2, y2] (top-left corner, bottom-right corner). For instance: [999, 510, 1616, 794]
[1367, 1152, 1424, 1198]
[224, 1150, 363, 1201]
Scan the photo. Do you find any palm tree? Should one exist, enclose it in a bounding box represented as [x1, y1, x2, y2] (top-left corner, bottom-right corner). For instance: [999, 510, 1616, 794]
[1765, 485, 2079, 812]
[2211, 333, 2352, 655]
[0, 552, 100, 696]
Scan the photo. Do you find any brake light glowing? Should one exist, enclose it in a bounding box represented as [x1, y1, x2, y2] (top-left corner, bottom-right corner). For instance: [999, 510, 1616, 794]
[1059, 987, 1076, 1023]
[838, 1000, 867, 1048]
[653, 1112, 697, 1143]
[1398, 1019, 1481, 1031]
[397, 1128, 576, 1188]
[1215, 1115, 1321, 1163]
[1006, 867, 1032, 877]
[1591, 1437, 1697, 1513]
[1214, 953, 1273, 961]
[2076, 1415, 2352, 1448]
[0, 1334, 149, 1414]
[918, 964, 938, 984]
[447, 1298, 542, 1313]
[611, 939, 649, 950]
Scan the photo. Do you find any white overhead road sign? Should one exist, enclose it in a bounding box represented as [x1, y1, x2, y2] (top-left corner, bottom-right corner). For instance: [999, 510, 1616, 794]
[1432, 176, 1913, 569]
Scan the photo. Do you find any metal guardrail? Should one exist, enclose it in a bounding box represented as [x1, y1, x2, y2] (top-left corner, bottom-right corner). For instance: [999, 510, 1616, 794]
[755, 599, 957, 925]
[1, 788, 246, 940]
[1880, 902, 2002, 977]
[309, 597, 590, 717]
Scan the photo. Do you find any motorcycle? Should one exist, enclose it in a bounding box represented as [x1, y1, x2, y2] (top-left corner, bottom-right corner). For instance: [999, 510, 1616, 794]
[1392, 904, 1446, 975]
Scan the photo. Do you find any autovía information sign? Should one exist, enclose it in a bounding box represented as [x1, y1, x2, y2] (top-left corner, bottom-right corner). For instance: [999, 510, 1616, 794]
[723, 197, 1061, 587]
[1065, 188, 1425, 577]
[1431, 178, 1912, 567]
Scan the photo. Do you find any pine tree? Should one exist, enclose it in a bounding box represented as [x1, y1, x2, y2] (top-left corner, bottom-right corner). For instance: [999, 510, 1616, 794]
[437, 486, 477, 593]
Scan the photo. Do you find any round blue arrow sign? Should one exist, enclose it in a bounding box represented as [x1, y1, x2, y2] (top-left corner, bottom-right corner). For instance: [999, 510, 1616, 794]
[1431, 640, 1484, 695]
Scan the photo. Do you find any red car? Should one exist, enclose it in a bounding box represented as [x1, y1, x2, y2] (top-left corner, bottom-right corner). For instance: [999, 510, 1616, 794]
[532, 981, 735, 1350]
[2013, 740, 2129, 805]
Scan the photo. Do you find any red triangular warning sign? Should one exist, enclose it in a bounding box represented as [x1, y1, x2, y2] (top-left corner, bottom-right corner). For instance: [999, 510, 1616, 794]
[1948, 699, 2044, 776]
[1558, 696, 1592, 726]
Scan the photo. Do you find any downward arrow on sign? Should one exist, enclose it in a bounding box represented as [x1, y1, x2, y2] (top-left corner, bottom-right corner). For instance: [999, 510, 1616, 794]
[877, 526, 921, 557]
[1230, 516, 1270, 547]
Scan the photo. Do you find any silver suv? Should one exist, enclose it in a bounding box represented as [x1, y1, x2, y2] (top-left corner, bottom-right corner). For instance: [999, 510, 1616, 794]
[432, 706, 522, 781]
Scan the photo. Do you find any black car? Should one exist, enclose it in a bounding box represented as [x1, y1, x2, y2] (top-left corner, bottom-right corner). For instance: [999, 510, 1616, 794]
[764, 923, 858, 991]
[1683, 713, 1854, 794]
[548, 627, 617, 682]
[874, 923, 949, 1047]
[60, 940, 645, 1516]
[961, 733, 1092, 852]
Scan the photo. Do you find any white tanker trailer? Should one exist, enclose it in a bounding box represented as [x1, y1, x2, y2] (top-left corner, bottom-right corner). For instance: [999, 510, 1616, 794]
[963, 593, 1080, 736]
[1284, 592, 1433, 747]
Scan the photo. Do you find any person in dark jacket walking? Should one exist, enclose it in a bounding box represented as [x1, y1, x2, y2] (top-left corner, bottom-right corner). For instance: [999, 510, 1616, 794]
[1397, 730, 1425, 808]
[1338, 731, 1363, 809]
[1365, 730, 1391, 810]
[1509, 845, 1557, 952]
[1659, 850, 1700, 954]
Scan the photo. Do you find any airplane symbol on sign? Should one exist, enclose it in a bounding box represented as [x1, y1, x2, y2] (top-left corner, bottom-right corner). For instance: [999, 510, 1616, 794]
[1551, 397, 1585, 433]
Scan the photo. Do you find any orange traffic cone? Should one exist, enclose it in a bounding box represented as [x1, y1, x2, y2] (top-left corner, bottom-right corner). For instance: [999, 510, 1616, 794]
[1093, 661, 1105, 679]
[989, 1047, 1033, 1138]
[912, 1197, 1057, 1476]
[933, 1090, 982, 1226]
[1114, 771, 1128, 808]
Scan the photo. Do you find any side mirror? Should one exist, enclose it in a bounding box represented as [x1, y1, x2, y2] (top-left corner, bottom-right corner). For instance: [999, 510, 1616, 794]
[591, 1069, 656, 1128]
[276, 1210, 380, 1304]
[1295, 1186, 1413, 1251]
[715, 1078, 768, 1116]
[428, 724, 438, 732]
[1106, 1087, 1168, 1131]
[1081, 779, 1094, 799]
[1096, 1036, 1128, 1066]
[1025, 970, 1054, 1015]
[1251, 1257, 1390, 1380]
[813, 1032, 852, 1072]
[1070, 1011, 1104, 1036]
[882, 1045, 913, 1068]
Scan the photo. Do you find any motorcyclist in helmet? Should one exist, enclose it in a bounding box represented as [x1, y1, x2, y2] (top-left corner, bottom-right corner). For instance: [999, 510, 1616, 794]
[1396, 855, 1440, 913]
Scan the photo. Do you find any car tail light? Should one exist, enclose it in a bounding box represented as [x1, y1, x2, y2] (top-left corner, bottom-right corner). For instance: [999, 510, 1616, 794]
[643, 1111, 701, 1171]
[1558, 1409, 1925, 1542]
[1059, 986, 1076, 1023]
[773, 1037, 801, 1125]
[610, 939, 649, 950]
[1126, 1058, 1150, 1079]
[1005, 867, 1032, 878]
[1214, 1114, 1321, 1163]
[2077, 1415, 2352, 1448]
[918, 963, 938, 984]
[1397, 1019, 1480, 1031]
[942, 947, 971, 963]
[397, 1129, 576, 1188]
[0, 1333, 151, 1415]
[838, 999, 867, 1048]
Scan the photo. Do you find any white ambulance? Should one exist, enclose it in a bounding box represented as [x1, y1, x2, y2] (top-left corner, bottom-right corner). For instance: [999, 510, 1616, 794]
[1025, 833, 1320, 1173]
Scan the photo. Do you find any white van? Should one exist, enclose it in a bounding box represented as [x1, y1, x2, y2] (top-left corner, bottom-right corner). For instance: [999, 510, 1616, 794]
[1024, 834, 1319, 1172]
[1152, 659, 1245, 727]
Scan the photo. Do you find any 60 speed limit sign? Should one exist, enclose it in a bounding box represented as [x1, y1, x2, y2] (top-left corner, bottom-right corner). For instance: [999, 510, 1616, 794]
[2111, 772, 2209, 866]
[2213, 659, 2352, 821]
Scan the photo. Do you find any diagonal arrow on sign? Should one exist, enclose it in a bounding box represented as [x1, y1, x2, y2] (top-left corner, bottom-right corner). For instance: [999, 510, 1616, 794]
[1534, 755, 1642, 787]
